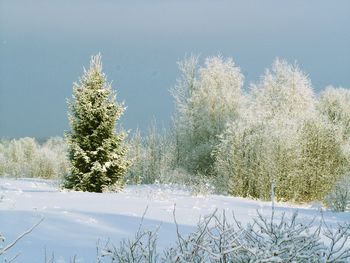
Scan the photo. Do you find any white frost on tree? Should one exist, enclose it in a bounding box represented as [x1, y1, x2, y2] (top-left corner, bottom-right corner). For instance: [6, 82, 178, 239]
[214, 59, 348, 201]
[0, 137, 69, 179]
[172, 55, 244, 175]
[64, 54, 130, 192]
[249, 58, 316, 121]
[318, 86, 350, 140]
[325, 173, 350, 212]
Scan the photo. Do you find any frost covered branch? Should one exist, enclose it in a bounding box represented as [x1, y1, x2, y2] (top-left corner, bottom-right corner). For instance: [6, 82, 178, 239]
[0, 218, 44, 257]
[98, 208, 350, 262]
[97, 207, 160, 263]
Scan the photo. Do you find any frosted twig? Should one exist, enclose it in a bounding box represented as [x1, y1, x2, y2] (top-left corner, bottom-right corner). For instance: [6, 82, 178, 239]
[0, 217, 44, 256]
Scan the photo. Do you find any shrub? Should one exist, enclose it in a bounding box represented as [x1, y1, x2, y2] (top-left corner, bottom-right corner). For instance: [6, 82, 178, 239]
[126, 123, 176, 185]
[325, 174, 350, 212]
[97, 209, 159, 263]
[295, 117, 347, 201]
[0, 137, 69, 179]
[99, 209, 350, 262]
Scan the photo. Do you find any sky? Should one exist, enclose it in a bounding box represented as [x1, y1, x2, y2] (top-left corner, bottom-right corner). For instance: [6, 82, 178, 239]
[0, 0, 349, 138]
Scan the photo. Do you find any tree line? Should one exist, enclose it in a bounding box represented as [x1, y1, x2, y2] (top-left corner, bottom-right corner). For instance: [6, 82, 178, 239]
[1, 54, 350, 209]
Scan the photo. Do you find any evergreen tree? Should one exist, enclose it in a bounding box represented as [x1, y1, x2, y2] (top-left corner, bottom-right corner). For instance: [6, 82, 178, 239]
[64, 54, 129, 192]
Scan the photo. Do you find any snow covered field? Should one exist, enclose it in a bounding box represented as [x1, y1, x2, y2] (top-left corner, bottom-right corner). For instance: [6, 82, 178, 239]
[0, 178, 349, 262]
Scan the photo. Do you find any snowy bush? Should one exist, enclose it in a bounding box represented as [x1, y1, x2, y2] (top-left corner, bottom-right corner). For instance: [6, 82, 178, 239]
[0, 137, 69, 179]
[31, 137, 70, 179]
[125, 127, 215, 195]
[0, 141, 7, 176]
[99, 209, 350, 262]
[295, 117, 347, 201]
[4, 137, 37, 177]
[98, 229, 159, 263]
[98, 210, 159, 263]
[214, 120, 287, 199]
[125, 130, 145, 185]
[325, 174, 350, 212]
[126, 122, 176, 185]
[164, 211, 325, 262]
[172, 55, 244, 176]
[64, 54, 130, 193]
[94, 210, 155, 262]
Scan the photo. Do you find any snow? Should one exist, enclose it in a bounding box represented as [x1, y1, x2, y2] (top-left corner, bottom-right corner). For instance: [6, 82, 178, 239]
[0, 178, 349, 262]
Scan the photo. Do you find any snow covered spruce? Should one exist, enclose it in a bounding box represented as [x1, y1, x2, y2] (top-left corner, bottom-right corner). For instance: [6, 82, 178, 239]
[64, 54, 130, 193]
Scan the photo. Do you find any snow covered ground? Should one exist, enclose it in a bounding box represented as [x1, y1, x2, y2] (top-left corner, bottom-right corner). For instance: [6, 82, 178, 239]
[0, 178, 349, 262]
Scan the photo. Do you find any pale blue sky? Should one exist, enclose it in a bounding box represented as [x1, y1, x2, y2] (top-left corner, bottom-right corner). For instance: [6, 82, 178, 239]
[0, 0, 349, 138]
